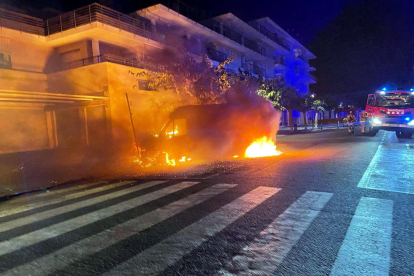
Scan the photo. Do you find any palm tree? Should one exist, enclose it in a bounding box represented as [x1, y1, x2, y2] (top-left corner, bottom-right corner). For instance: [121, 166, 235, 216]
[311, 99, 326, 127]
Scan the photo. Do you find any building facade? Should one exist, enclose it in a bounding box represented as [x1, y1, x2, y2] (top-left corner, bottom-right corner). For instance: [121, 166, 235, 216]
[0, 2, 315, 193]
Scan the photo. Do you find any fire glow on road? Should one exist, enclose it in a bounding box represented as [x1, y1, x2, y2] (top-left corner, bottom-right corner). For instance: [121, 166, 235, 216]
[245, 136, 282, 158]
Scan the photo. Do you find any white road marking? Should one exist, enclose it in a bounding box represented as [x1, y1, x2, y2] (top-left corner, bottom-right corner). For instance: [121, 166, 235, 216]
[0, 181, 161, 232]
[330, 197, 393, 276]
[0, 180, 134, 218]
[358, 132, 414, 194]
[0, 181, 198, 256]
[104, 186, 280, 276]
[217, 191, 333, 276]
[2, 184, 236, 276]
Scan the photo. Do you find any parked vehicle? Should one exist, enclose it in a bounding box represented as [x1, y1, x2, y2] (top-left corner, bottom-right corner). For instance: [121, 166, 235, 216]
[365, 90, 414, 138]
[140, 102, 278, 163]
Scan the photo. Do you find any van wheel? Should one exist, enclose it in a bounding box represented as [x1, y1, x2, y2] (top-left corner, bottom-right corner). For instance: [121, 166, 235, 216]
[368, 128, 378, 136]
[402, 132, 413, 138]
[396, 131, 412, 138]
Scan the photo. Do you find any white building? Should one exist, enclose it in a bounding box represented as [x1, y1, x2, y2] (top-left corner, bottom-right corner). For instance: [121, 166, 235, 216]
[136, 4, 316, 89]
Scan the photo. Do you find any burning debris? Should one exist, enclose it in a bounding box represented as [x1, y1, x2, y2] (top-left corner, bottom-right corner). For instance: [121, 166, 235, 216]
[245, 137, 282, 158]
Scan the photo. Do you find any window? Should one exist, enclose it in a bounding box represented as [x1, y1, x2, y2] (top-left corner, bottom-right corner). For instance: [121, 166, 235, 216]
[138, 80, 152, 91]
[0, 37, 11, 53]
[164, 119, 187, 138]
[376, 93, 414, 108]
[0, 37, 11, 69]
[368, 95, 375, 106]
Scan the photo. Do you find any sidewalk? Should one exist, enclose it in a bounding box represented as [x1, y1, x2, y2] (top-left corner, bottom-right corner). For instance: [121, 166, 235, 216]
[278, 124, 347, 135]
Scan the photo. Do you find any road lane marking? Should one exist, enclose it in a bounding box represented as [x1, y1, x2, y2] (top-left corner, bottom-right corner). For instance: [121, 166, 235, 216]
[330, 197, 393, 276]
[217, 191, 333, 275]
[0, 181, 161, 232]
[0, 181, 197, 256]
[2, 184, 236, 276]
[104, 186, 280, 276]
[358, 132, 414, 194]
[0, 181, 133, 218]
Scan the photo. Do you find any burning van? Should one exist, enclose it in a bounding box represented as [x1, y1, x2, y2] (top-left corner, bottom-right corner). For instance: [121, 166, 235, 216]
[140, 101, 280, 164]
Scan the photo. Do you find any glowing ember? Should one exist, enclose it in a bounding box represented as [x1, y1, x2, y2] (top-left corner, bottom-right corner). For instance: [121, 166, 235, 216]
[167, 129, 178, 139]
[165, 152, 176, 166]
[179, 156, 186, 162]
[245, 137, 282, 158]
[233, 155, 239, 158]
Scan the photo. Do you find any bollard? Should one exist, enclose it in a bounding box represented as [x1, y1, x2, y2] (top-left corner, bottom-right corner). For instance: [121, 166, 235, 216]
[293, 123, 297, 131]
[320, 125, 323, 130]
[337, 121, 340, 129]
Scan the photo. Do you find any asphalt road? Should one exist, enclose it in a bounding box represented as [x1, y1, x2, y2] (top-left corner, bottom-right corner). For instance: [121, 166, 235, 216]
[0, 129, 413, 276]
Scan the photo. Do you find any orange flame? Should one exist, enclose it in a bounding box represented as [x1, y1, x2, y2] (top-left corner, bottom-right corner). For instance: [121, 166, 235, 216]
[245, 136, 282, 158]
[165, 152, 176, 166]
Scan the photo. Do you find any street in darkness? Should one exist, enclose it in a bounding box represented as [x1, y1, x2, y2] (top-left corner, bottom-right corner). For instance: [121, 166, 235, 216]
[1, 129, 413, 275]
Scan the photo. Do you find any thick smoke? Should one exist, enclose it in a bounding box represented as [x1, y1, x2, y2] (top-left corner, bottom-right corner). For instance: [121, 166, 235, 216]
[0, 37, 281, 197]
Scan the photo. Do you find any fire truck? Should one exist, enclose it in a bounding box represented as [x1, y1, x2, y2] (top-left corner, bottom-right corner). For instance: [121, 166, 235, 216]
[365, 90, 414, 138]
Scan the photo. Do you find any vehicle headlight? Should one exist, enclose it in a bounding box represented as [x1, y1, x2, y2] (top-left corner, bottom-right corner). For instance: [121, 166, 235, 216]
[408, 120, 414, 126]
[372, 118, 382, 125]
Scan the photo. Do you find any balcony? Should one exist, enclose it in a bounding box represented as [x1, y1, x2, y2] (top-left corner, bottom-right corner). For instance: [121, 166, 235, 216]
[254, 65, 266, 77]
[274, 56, 285, 66]
[0, 4, 160, 41]
[242, 63, 266, 77]
[248, 21, 290, 52]
[65, 54, 152, 71]
[158, 0, 211, 22]
[207, 48, 227, 62]
[201, 19, 266, 56]
[242, 63, 253, 73]
[0, 8, 44, 35]
[309, 74, 316, 82]
[296, 54, 308, 63]
[45, 3, 158, 41]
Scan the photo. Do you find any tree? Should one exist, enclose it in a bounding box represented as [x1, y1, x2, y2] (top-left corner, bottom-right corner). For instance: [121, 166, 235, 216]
[256, 78, 299, 131]
[295, 95, 313, 130]
[131, 49, 235, 105]
[310, 99, 326, 126]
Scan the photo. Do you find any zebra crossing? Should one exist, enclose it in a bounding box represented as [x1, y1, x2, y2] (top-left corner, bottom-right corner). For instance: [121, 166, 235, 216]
[358, 131, 414, 195]
[0, 178, 403, 275]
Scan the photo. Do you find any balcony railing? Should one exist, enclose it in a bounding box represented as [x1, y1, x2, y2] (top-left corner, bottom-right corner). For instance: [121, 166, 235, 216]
[248, 21, 290, 52]
[65, 54, 150, 70]
[201, 19, 266, 56]
[297, 54, 308, 63]
[244, 37, 266, 56]
[207, 48, 227, 62]
[274, 56, 285, 66]
[242, 63, 253, 73]
[0, 8, 45, 35]
[254, 65, 266, 77]
[0, 4, 160, 41]
[45, 3, 158, 41]
[242, 63, 266, 77]
[158, 0, 211, 21]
